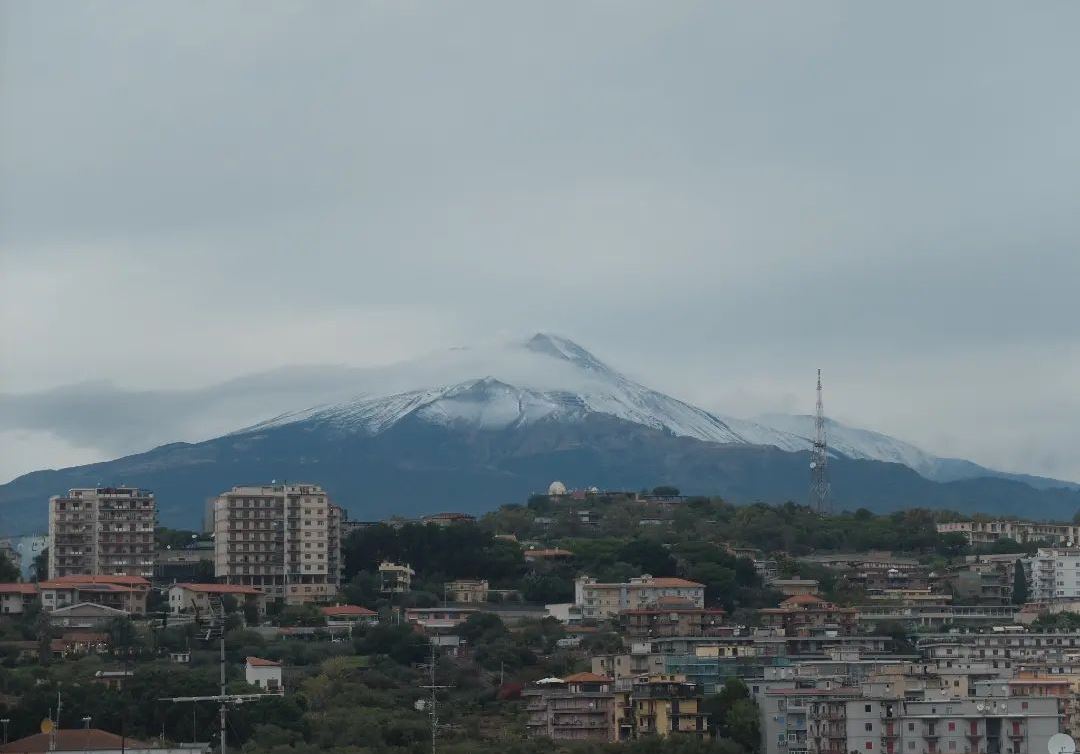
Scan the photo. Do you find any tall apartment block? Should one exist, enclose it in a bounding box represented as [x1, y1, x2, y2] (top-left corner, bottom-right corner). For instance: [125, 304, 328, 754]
[48, 487, 156, 578]
[212, 483, 342, 604]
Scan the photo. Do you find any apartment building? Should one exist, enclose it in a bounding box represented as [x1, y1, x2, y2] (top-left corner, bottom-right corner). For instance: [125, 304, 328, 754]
[575, 575, 706, 621]
[762, 687, 1060, 754]
[48, 487, 156, 578]
[618, 604, 729, 638]
[759, 595, 859, 636]
[525, 672, 707, 743]
[212, 483, 342, 604]
[631, 674, 709, 739]
[525, 673, 625, 742]
[937, 521, 1080, 547]
[1025, 548, 1080, 601]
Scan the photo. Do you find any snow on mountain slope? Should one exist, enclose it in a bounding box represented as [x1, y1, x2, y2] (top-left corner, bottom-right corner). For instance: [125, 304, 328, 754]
[750, 414, 941, 476]
[244, 334, 879, 464]
[236, 333, 1075, 488]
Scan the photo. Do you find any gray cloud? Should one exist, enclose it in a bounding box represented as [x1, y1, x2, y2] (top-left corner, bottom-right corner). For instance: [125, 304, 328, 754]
[2, 1, 1079, 482]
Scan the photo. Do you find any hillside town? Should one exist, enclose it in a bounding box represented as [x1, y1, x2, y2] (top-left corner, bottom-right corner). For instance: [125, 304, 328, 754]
[4, 483, 1080, 754]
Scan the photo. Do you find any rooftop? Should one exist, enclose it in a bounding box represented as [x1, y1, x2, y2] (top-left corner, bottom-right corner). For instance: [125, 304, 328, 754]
[174, 583, 263, 594]
[0, 730, 152, 753]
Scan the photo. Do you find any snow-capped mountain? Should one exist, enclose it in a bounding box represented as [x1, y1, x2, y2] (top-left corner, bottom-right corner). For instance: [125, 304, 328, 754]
[240, 333, 1043, 486]
[4, 332, 1079, 532]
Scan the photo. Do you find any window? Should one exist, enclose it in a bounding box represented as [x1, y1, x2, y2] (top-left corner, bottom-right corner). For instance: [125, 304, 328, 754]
[865, 705, 873, 713]
[948, 723, 955, 732]
[907, 743, 914, 750]
[866, 724, 874, 732]
[908, 724, 915, 732]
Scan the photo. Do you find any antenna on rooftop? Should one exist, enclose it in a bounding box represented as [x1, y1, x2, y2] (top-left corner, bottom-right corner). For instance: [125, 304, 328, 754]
[810, 369, 831, 515]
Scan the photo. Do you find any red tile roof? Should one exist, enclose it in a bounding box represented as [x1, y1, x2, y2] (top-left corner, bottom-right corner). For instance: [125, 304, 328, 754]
[0, 583, 38, 594]
[37, 581, 139, 593]
[562, 672, 612, 683]
[781, 594, 825, 606]
[641, 577, 704, 588]
[0, 729, 152, 753]
[246, 656, 281, 667]
[174, 583, 263, 594]
[47, 575, 150, 586]
[320, 604, 376, 616]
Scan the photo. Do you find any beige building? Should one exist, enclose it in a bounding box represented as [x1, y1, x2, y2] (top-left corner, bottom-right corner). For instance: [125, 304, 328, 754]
[49, 487, 156, 578]
[212, 483, 342, 604]
[445, 579, 489, 603]
[938, 520, 1080, 546]
[167, 582, 267, 616]
[575, 575, 705, 621]
[379, 561, 414, 593]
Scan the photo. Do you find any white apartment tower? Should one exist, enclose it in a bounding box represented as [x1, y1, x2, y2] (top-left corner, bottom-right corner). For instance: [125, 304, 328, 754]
[48, 487, 156, 578]
[1025, 547, 1080, 601]
[212, 483, 342, 604]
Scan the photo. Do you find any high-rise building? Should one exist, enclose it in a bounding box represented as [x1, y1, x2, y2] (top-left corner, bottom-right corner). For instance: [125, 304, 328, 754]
[48, 487, 156, 578]
[212, 483, 342, 604]
[1025, 547, 1080, 601]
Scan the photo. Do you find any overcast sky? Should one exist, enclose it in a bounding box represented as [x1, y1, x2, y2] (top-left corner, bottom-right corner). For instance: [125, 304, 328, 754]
[2, 2, 1080, 484]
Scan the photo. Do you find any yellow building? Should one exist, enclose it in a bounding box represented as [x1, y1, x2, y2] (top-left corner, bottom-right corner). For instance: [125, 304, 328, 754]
[631, 674, 709, 739]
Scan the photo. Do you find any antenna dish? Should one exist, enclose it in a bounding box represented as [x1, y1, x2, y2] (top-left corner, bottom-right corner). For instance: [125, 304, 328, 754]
[1048, 734, 1076, 754]
[40, 719, 54, 734]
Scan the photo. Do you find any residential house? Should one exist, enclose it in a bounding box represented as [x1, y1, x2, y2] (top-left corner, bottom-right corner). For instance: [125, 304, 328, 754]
[245, 656, 283, 692]
[0, 583, 38, 615]
[167, 583, 267, 616]
[379, 561, 414, 593]
[37, 575, 150, 615]
[445, 579, 489, 603]
[320, 604, 379, 626]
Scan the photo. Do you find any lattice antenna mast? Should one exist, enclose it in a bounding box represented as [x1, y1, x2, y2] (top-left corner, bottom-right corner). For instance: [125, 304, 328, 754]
[810, 369, 832, 515]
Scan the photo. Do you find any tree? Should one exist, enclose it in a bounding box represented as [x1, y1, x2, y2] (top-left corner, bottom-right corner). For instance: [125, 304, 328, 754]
[0, 553, 19, 582]
[704, 677, 760, 751]
[32, 548, 48, 581]
[192, 559, 215, 582]
[1012, 559, 1029, 604]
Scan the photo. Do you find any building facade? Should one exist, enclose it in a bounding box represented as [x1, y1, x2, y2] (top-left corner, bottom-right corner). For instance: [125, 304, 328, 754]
[938, 521, 1080, 547]
[1025, 548, 1080, 601]
[212, 483, 342, 604]
[575, 575, 706, 621]
[48, 487, 156, 578]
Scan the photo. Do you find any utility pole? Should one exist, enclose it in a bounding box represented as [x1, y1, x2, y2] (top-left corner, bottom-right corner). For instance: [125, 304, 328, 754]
[810, 369, 832, 515]
[420, 641, 452, 754]
[219, 636, 226, 754]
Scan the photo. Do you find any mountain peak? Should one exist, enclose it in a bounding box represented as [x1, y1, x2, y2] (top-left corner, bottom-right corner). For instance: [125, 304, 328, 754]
[523, 333, 610, 374]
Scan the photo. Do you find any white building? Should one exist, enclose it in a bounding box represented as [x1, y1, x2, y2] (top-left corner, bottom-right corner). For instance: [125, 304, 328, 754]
[245, 656, 283, 692]
[1025, 548, 1080, 600]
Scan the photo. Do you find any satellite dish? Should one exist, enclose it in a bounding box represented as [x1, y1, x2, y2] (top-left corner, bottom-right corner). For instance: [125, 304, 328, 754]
[977, 704, 985, 712]
[40, 719, 54, 734]
[810, 462, 817, 469]
[1048, 734, 1076, 754]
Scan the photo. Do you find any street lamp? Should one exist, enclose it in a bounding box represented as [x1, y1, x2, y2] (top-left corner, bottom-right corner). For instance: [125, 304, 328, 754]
[1, 718, 9, 744]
